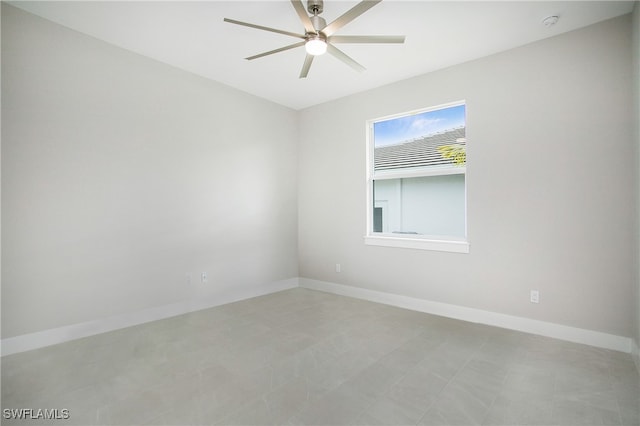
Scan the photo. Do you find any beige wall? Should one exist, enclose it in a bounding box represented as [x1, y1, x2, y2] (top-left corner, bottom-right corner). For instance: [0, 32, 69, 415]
[298, 15, 635, 338]
[1, 4, 299, 338]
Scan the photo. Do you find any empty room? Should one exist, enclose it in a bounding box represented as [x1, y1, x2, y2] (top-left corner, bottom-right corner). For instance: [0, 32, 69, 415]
[2, 0, 639, 425]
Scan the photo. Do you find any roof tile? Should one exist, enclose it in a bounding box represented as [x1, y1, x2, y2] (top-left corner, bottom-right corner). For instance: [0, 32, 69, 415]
[375, 127, 466, 171]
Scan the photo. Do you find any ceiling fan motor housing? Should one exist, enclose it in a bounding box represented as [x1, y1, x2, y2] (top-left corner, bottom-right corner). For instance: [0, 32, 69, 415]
[310, 15, 327, 32]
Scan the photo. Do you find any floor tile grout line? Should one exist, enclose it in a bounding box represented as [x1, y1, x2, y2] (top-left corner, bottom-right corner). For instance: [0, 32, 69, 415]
[283, 318, 429, 425]
[414, 337, 497, 425]
[336, 331, 425, 426]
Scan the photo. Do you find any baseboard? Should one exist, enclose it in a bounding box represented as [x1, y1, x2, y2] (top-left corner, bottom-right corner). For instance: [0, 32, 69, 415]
[2, 277, 632, 357]
[300, 278, 632, 353]
[632, 339, 640, 373]
[1, 277, 299, 357]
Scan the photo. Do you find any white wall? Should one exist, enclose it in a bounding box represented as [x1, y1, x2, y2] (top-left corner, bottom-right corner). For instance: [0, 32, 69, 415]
[1, 4, 299, 339]
[299, 15, 635, 338]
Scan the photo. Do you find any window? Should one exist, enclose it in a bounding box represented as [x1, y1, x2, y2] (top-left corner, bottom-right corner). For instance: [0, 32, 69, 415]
[365, 101, 469, 253]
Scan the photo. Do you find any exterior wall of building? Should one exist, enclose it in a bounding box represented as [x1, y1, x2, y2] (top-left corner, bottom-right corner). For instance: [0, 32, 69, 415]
[374, 175, 465, 237]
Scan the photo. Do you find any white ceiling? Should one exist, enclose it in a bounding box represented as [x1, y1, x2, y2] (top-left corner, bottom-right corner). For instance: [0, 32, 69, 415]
[10, 1, 634, 110]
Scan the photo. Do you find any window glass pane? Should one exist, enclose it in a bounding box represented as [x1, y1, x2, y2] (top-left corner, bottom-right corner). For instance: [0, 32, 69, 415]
[373, 207, 383, 233]
[368, 101, 467, 247]
[373, 104, 466, 175]
[373, 174, 465, 238]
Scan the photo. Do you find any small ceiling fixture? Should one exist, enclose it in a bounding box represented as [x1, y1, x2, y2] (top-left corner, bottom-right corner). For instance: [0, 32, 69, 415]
[542, 15, 559, 27]
[224, 0, 405, 78]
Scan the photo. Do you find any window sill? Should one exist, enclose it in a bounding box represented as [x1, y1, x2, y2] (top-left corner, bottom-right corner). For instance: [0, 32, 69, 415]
[364, 235, 469, 253]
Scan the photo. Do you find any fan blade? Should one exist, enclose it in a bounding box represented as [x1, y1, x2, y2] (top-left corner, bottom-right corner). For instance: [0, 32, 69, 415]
[327, 44, 365, 72]
[245, 41, 305, 60]
[290, 0, 316, 34]
[299, 54, 314, 78]
[321, 0, 382, 37]
[329, 35, 405, 44]
[224, 18, 305, 39]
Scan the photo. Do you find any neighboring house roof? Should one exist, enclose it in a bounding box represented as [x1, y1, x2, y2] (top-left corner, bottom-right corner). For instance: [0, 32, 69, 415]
[374, 127, 466, 171]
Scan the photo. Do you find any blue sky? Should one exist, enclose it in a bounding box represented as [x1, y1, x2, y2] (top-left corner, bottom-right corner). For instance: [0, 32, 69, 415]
[374, 104, 465, 147]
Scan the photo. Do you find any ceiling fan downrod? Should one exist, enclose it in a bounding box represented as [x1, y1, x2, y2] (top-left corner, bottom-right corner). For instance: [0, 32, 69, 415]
[307, 0, 326, 32]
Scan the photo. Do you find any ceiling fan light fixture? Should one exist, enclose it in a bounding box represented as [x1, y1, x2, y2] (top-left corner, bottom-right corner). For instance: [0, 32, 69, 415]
[305, 35, 327, 56]
[225, 0, 404, 78]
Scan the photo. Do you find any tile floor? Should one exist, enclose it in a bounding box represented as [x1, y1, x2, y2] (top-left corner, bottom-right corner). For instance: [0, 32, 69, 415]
[1, 288, 639, 425]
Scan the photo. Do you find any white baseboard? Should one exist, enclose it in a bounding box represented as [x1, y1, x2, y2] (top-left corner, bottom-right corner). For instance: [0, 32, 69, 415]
[632, 339, 640, 373]
[1, 278, 299, 357]
[2, 277, 632, 357]
[300, 278, 632, 353]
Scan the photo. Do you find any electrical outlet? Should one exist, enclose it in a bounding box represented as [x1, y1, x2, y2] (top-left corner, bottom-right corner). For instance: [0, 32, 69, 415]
[201, 272, 208, 283]
[530, 290, 539, 304]
[186, 273, 192, 285]
[335, 263, 341, 273]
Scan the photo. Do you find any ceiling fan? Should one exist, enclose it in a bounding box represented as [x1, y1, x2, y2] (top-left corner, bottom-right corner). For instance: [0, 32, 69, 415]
[224, 0, 405, 78]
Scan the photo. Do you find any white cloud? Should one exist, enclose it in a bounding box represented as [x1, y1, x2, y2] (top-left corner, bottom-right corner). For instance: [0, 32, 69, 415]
[410, 117, 444, 132]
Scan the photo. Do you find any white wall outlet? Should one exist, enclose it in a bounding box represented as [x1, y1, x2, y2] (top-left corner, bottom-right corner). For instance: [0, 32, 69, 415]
[201, 272, 208, 283]
[530, 290, 539, 304]
[186, 273, 192, 285]
[335, 263, 341, 273]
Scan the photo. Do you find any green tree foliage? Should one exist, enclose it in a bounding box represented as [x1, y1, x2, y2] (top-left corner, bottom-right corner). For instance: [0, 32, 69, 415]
[438, 144, 466, 166]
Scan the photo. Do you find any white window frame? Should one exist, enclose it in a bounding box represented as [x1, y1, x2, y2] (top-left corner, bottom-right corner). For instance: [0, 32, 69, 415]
[365, 101, 469, 253]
